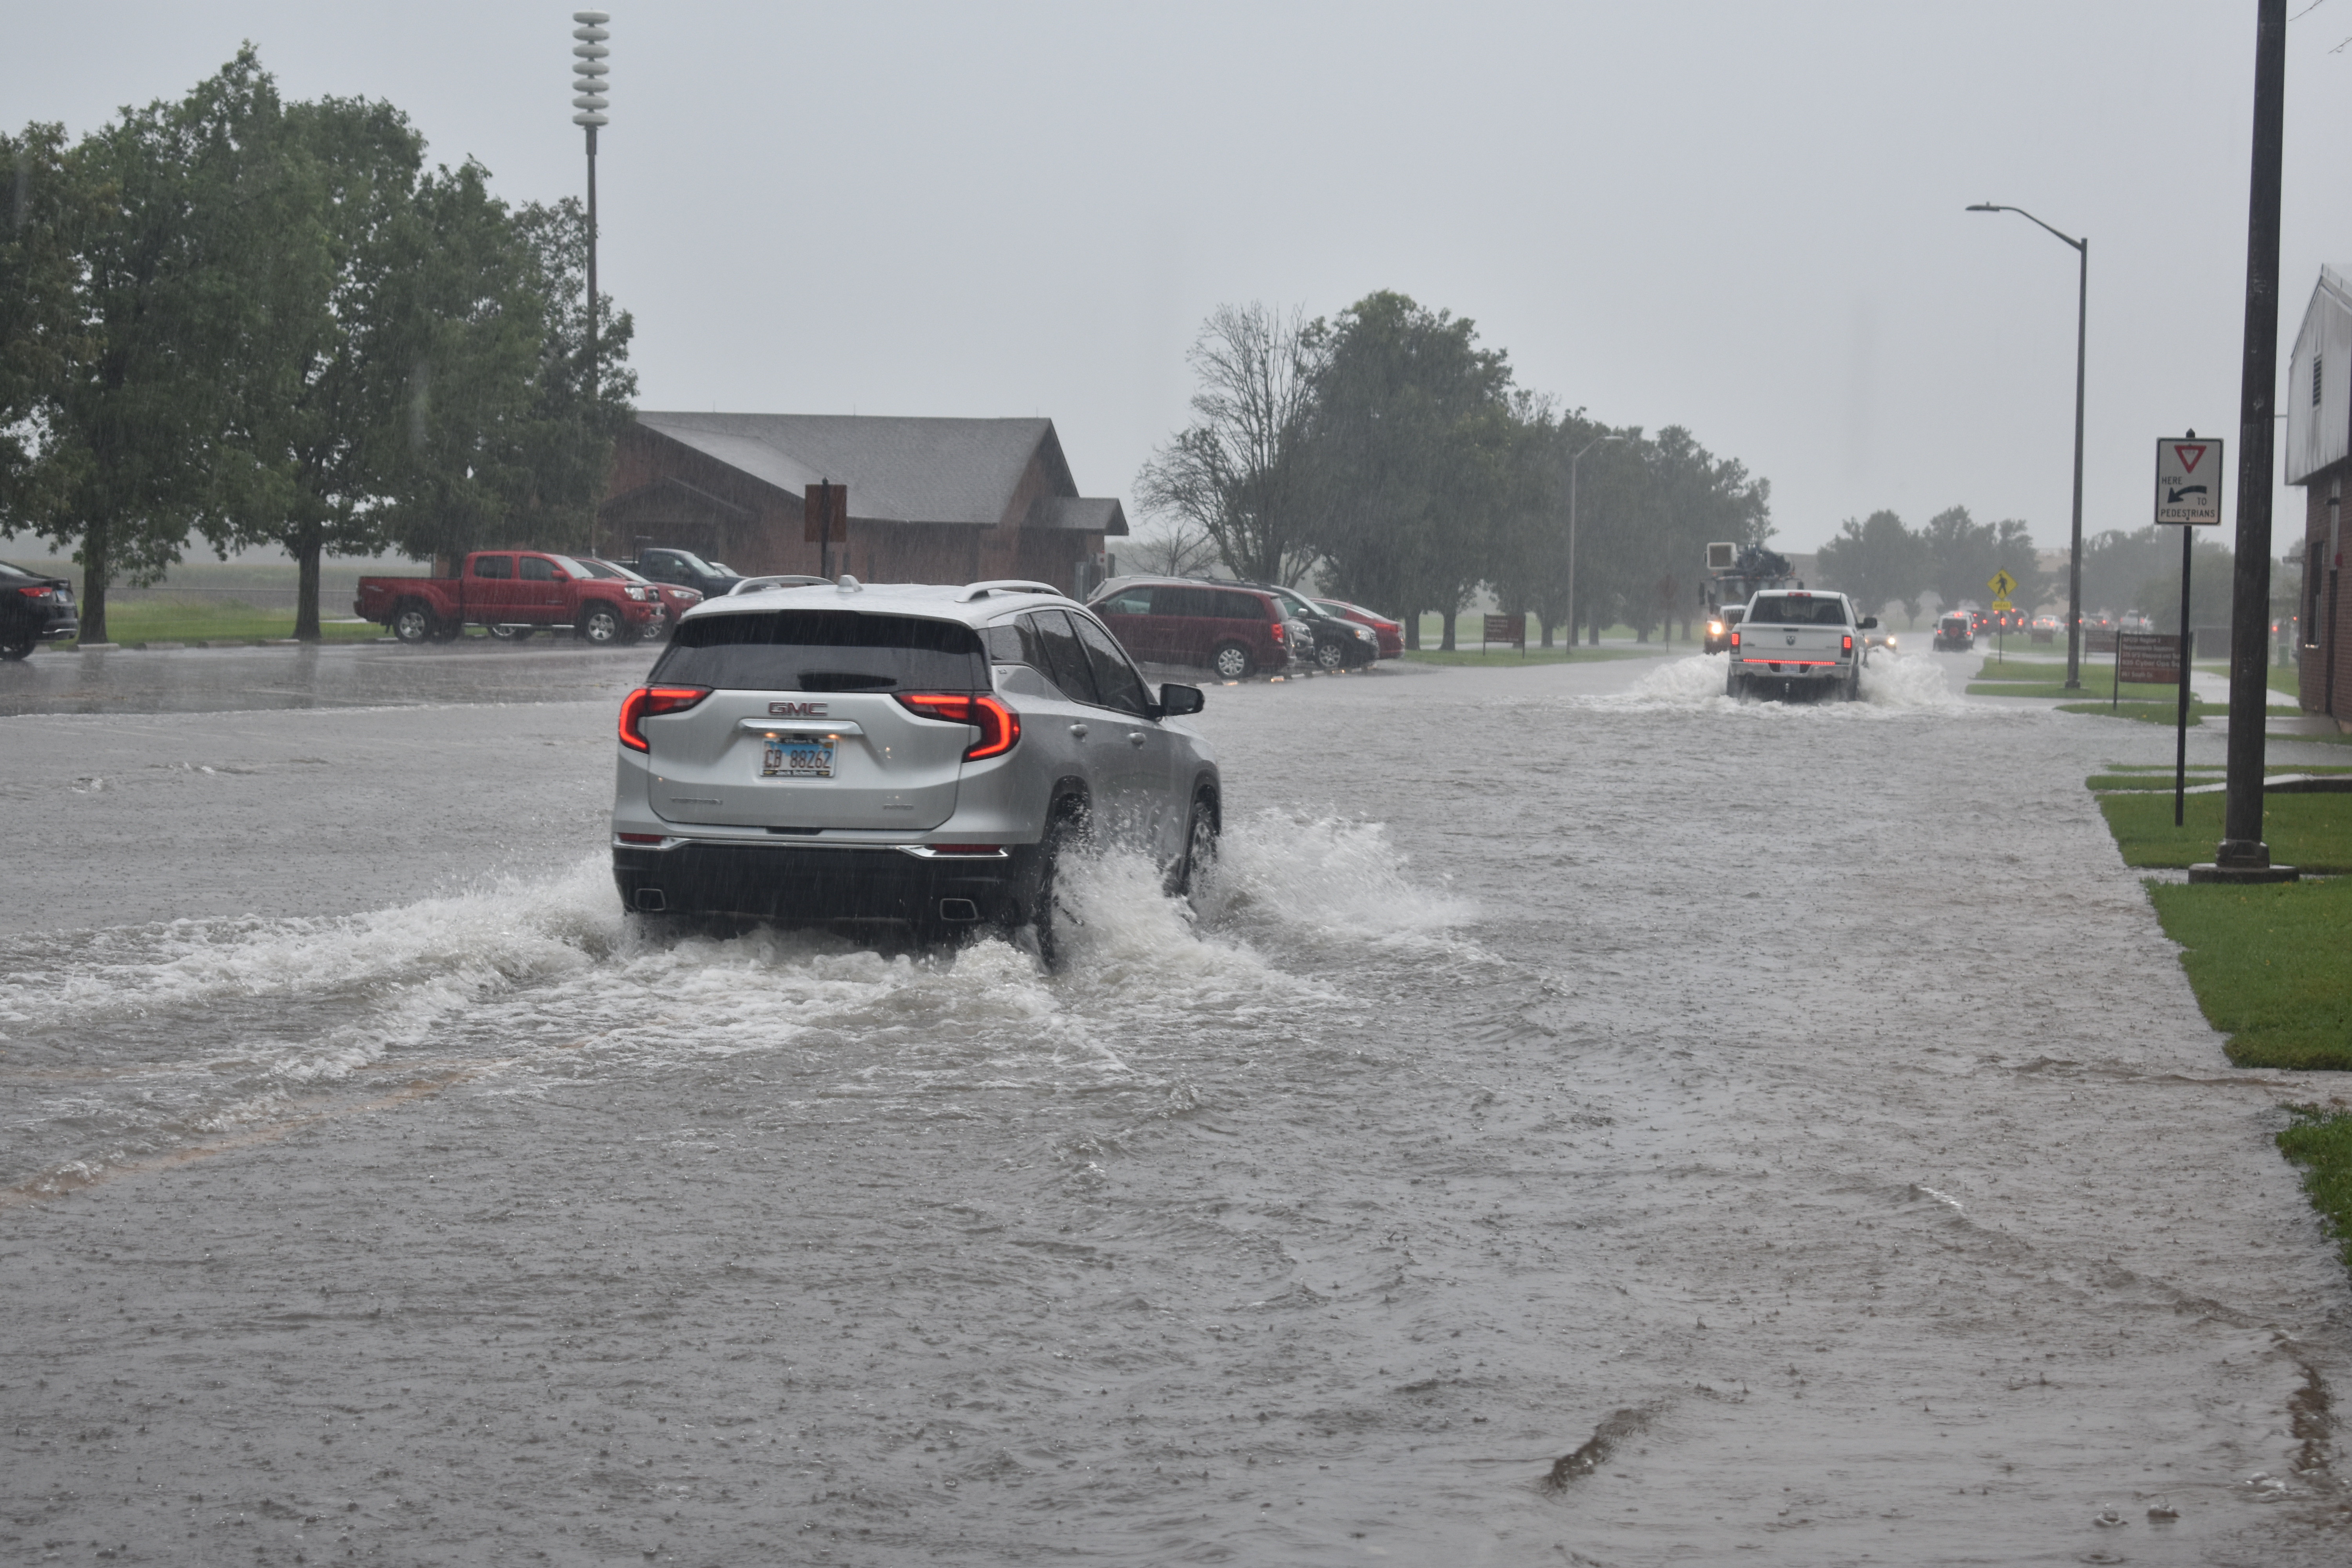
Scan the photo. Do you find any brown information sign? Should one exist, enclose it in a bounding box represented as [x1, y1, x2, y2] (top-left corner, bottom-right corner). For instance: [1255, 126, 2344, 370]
[2116, 630, 2181, 685]
[1482, 613, 1525, 651]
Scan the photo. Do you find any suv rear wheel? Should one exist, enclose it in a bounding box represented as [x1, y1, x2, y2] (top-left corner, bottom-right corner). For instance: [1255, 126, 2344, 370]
[1212, 641, 1253, 680]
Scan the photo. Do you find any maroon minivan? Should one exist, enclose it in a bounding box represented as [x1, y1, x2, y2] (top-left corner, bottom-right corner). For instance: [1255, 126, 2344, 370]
[1089, 579, 1293, 679]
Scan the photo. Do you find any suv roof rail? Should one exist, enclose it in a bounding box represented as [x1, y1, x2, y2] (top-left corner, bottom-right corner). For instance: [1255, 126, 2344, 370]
[956, 580, 1065, 602]
[728, 574, 831, 595]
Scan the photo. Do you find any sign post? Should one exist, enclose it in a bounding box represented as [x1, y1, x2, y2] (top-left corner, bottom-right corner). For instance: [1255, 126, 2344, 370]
[2154, 434, 2221, 824]
[804, 480, 847, 580]
[1987, 570, 2017, 662]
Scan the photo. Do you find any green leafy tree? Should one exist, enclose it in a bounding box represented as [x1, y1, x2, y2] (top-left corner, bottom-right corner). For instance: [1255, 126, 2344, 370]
[208, 91, 434, 638]
[382, 190, 637, 570]
[1296, 291, 1515, 649]
[1816, 509, 1926, 625]
[0, 123, 90, 529]
[3, 53, 277, 643]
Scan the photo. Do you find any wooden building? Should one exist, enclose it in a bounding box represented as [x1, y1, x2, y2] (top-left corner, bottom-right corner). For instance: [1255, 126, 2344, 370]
[2285, 267, 2352, 729]
[595, 412, 1127, 597]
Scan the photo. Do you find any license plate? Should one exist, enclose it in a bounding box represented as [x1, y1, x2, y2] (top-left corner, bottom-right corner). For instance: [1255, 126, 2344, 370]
[762, 738, 834, 778]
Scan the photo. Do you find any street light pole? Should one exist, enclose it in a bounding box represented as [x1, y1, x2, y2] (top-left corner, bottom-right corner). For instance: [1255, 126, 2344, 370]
[572, 11, 610, 396]
[1567, 432, 1624, 655]
[1967, 201, 2089, 690]
[571, 12, 608, 557]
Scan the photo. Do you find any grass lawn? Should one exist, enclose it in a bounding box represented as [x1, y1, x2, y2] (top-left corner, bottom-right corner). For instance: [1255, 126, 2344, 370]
[78, 599, 384, 646]
[2277, 1109, 2352, 1269]
[2095, 789, 2352, 873]
[1399, 645, 1666, 667]
[1971, 659, 2073, 681]
[2146, 879, 2352, 1070]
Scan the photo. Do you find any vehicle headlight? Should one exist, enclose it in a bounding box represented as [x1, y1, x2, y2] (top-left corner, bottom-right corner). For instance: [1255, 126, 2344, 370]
[626, 586, 647, 600]
[1354, 625, 1375, 640]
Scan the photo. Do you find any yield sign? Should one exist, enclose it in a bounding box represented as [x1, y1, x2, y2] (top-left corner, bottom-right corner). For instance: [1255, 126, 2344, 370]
[2154, 435, 2223, 526]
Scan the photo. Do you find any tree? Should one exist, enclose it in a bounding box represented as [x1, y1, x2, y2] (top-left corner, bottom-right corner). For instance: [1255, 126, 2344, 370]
[1294, 291, 1515, 649]
[207, 91, 433, 639]
[2, 53, 276, 644]
[0, 123, 89, 530]
[1120, 517, 1220, 579]
[1815, 509, 1925, 625]
[1135, 302, 1319, 587]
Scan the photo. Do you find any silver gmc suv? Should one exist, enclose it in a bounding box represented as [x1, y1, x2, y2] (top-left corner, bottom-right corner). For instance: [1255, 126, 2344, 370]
[610, 577, 1220, 960]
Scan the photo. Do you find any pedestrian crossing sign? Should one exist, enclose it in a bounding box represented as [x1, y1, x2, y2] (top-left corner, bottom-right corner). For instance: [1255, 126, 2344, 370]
[1987, 570, 2017, 600]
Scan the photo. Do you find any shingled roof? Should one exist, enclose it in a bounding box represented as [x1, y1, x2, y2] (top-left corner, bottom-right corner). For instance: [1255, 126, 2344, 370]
[632, 412, 1124, 534]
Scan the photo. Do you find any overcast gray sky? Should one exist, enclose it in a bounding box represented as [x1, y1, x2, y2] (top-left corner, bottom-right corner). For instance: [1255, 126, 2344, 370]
[8, 1, 2352, 555]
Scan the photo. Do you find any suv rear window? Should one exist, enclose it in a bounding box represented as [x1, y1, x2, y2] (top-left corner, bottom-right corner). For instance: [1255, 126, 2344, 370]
[650, 610, 989, 692]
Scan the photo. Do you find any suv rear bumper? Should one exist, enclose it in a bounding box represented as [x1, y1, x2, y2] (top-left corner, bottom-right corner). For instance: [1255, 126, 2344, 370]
[612, 840, 1041, 927]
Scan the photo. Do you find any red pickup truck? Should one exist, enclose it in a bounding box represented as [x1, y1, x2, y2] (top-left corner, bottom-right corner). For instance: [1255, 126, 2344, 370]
[355, 550, 664, 645]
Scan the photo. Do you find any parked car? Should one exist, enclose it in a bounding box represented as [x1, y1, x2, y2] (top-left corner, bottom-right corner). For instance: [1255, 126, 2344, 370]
[609, 579, 1220, 963]
[579, 557, 703, 641]
[1312, 597, 1404, 659]
[616, 548, 742, 601]
[1932, 611, 1974, 652]
[1238, 582, 1377, 670]
[355, 550, 663, 644]
[1704, 602, 1746, 655]
[1087, 578, 1297, 679]
[0, 560, 79, 658]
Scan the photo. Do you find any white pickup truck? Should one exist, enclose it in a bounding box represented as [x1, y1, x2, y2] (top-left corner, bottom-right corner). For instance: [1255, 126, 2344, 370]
[1725, 589, 1877, 701]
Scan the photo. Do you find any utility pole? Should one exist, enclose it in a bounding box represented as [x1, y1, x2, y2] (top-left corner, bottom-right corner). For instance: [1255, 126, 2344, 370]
[2201, 0, 2297, 884]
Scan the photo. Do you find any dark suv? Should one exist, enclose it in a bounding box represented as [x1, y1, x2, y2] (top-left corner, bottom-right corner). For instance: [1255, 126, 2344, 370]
[1088, 579, 1297, 679]
[620, 548, 742, 601]
[1, 560, 79, 658]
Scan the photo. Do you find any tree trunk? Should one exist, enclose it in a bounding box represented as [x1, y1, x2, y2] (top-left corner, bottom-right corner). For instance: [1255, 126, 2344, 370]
[1538, 614, 1554, 648]
[78, 522, 111, 645]
[1439, 609, 1457, 652]
[1404, 609, 1421, 652]
[1587, 618, 1599, 646]
[293, 521, 323, 641]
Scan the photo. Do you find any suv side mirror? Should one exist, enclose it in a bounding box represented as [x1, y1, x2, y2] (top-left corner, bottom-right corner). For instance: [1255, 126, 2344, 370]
[1158, 682, 1205, 717]
[1860, 615, 1878, 630]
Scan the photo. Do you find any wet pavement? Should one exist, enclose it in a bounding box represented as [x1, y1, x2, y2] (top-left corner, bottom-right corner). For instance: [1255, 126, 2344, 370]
[2, 646, 2347, 1565]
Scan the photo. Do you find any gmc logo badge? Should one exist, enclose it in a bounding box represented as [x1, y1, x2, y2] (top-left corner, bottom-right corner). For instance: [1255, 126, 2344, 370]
[769, 701, 828, 717]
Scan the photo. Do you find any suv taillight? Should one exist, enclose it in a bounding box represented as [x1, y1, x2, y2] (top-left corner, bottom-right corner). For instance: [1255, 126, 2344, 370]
[618, 685, 710, 751]
[895, 693, 1020, 760]
[1270, 622, 1285, 642]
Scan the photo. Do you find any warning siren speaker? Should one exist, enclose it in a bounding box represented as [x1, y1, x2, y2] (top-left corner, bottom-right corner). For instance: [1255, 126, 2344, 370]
[1707, 542, 1737, 570]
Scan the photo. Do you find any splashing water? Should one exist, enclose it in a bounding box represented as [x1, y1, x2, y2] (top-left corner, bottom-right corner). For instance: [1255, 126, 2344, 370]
[1, 811, 1478, 1193]
[1581, 652, 1981, 715]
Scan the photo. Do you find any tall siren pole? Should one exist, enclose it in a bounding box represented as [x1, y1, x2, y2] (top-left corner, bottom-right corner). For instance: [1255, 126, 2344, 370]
[572, 12, 610, 399]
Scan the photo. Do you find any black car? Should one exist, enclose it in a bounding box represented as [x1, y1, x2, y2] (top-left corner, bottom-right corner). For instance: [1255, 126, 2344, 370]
[618, 548, 742, 601]
[1, 560, 79, 658]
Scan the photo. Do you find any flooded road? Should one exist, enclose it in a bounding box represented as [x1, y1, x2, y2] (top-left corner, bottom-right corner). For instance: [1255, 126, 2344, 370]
[2, 646, 2347, 1565]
